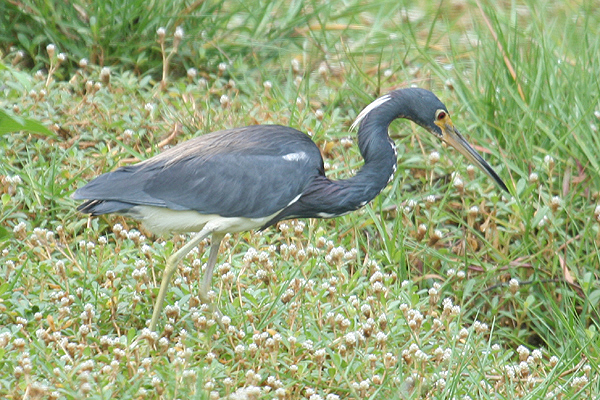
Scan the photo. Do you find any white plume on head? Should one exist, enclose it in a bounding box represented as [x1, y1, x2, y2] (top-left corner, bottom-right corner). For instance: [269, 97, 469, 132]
[350, 94, 392, 131]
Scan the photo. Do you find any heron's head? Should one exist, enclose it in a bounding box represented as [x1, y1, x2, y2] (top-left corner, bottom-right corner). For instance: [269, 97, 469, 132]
[392, 88, 509, 193]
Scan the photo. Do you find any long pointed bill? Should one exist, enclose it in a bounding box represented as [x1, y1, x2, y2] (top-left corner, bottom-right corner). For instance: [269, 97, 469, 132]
[438, 119, 509, 193]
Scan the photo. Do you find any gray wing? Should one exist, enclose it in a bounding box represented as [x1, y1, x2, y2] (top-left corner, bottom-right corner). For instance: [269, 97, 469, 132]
[74, 125, 325, 218]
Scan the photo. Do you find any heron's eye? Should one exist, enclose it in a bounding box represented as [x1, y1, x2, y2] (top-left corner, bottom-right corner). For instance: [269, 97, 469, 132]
[436, 110, 447, 120]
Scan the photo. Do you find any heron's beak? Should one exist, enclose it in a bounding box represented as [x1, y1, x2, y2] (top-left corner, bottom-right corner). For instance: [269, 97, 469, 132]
[435, 116, 509, 193]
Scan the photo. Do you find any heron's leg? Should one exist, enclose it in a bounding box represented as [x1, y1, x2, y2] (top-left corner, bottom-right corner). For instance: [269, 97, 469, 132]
[198, 233, 225, 324]
[149, 228, 213, 332]
[199, 233, 224, 303]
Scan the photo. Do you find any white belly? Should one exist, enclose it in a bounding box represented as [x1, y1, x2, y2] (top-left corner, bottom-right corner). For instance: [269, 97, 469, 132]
[128, 205, 278, 235]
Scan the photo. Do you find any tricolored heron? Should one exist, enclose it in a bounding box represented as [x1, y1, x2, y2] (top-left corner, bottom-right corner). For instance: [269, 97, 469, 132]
[74, 88, 508, 331]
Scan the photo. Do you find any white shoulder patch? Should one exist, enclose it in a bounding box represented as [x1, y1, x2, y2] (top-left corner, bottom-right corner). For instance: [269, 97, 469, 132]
[350, 94, 392, 131]
[282, 152, 308, 162]
[286, 193, 302, 207]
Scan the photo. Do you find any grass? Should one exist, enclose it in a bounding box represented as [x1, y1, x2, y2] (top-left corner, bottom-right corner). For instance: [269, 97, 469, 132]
[1, 0, 600, 398]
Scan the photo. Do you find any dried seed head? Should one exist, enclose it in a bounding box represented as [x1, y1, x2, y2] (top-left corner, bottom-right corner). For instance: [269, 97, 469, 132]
[509, 278, 519, 294]
[428, 229, 442, 246]
[100, 67, 111, 84]
[466, 164, 476, 180]
[468, 206, 478, 217]
[174, 26, 184, 40]
[187, 68, 197, 80]
[220, 94, 230, 107]
[315, 109, 324, 120]
[85, 80, 94, 93]
[144, 103, 155, 114]
[13, 50, 24, 64]
[473, 321, 489, 334]
[453, 176, 464, 192]
[291, 58, 301, 74]
[571, 375, 589, 389]
[344, 332, 357, 346]
[416, 224, 427, 241]
[360, 304, 372, 318]
[157, 27, 166, 41]
[173, 26, 184, 49]
[529, 172, 539, 184]
[428, 151, 440, 165]
[375, 331, 388, 346]
[426, 195, 436, 206]
[46, 44, 56, 58]
[550, 196, 561, 212]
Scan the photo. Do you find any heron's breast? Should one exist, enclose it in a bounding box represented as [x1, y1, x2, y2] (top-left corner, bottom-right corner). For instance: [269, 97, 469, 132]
[128, 205, 279, 235]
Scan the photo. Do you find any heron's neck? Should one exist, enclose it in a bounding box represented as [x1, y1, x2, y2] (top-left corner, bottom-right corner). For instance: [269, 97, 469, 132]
[338, 121, 398, 206]
[260, 118, 397, 226]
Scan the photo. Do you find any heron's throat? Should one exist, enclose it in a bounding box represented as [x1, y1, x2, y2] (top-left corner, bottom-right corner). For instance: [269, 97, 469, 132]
[349, 133, 398, 202]
[327, 122, 398, 213]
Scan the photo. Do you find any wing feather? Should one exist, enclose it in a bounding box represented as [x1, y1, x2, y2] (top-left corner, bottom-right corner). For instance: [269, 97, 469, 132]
[74, 125, 324, 218]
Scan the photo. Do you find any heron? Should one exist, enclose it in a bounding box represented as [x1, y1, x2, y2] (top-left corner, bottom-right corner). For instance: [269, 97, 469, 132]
[73, 88, 509, 331]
